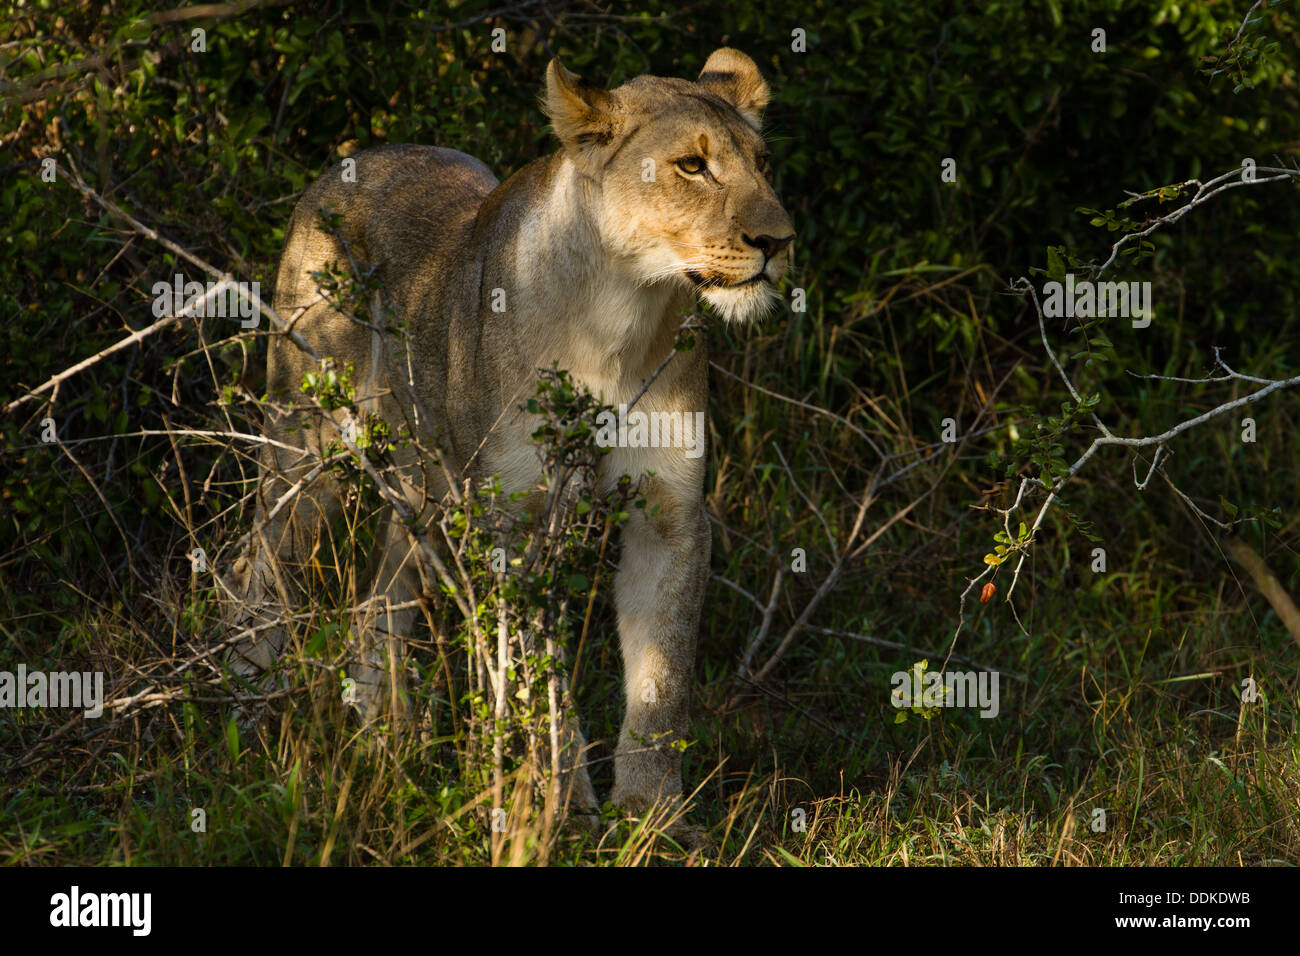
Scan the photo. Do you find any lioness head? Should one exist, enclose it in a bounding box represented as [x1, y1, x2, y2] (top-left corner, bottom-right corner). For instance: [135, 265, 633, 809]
[544, 48, 795, 323]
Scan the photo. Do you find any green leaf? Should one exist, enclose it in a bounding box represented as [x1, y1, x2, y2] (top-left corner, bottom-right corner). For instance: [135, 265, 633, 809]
[775, 847, 808, 866]
[1046, 245, 1064, 280]
[226, 719, 240, 762]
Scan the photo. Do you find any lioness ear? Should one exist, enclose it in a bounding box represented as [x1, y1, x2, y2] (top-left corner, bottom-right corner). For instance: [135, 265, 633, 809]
[697, 48, 769, 130]
[543, 58, 620, 155]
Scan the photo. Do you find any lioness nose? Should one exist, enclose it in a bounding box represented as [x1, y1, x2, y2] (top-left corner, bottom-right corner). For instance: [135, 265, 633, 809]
[743, 233, 794, 258]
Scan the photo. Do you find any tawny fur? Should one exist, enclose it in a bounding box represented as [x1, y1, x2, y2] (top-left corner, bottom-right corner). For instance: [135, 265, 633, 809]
[221, 48, 794, 820]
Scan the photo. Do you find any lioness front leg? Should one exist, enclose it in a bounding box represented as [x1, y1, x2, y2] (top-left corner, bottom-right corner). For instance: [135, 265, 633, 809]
[609, 499, 710, 815]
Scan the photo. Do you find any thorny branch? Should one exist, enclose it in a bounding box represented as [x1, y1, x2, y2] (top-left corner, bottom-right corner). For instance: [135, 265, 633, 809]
[950, 163, 1300, 647]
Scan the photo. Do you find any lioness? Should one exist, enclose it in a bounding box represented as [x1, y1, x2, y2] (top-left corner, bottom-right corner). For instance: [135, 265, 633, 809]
[223, 48, 794, 819]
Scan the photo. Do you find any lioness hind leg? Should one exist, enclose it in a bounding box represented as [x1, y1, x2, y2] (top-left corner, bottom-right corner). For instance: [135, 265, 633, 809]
[351, 513, 423, 725]
[219, 529, 290, 680]
[218, 437, 344, 700]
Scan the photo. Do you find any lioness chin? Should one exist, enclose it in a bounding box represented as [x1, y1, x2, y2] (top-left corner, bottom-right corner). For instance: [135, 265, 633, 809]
[221, 48, 794, 825]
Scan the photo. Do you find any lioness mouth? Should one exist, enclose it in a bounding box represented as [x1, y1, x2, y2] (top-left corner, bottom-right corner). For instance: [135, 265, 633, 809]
[687, 270, 769, 289]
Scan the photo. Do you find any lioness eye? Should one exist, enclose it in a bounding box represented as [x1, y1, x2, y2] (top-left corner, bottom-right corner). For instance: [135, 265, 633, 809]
[676, 156, 706, 175]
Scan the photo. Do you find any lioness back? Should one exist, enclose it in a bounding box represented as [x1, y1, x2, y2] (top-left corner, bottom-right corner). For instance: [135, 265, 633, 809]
[278, 144, 497, 310]
[271, 144, 508, 464]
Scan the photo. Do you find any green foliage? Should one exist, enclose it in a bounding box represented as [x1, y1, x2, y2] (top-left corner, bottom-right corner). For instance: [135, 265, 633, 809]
[890, 659, 944, 723]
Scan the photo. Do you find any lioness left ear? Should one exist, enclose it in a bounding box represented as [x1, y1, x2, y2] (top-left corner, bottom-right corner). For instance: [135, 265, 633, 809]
[697, 48, 769, 131]
[542, 58, 621, 156]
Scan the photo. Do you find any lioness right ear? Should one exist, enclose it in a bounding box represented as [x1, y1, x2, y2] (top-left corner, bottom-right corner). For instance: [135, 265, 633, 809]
[697, 48, 769, 131]
[543, 58, 620, 156]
